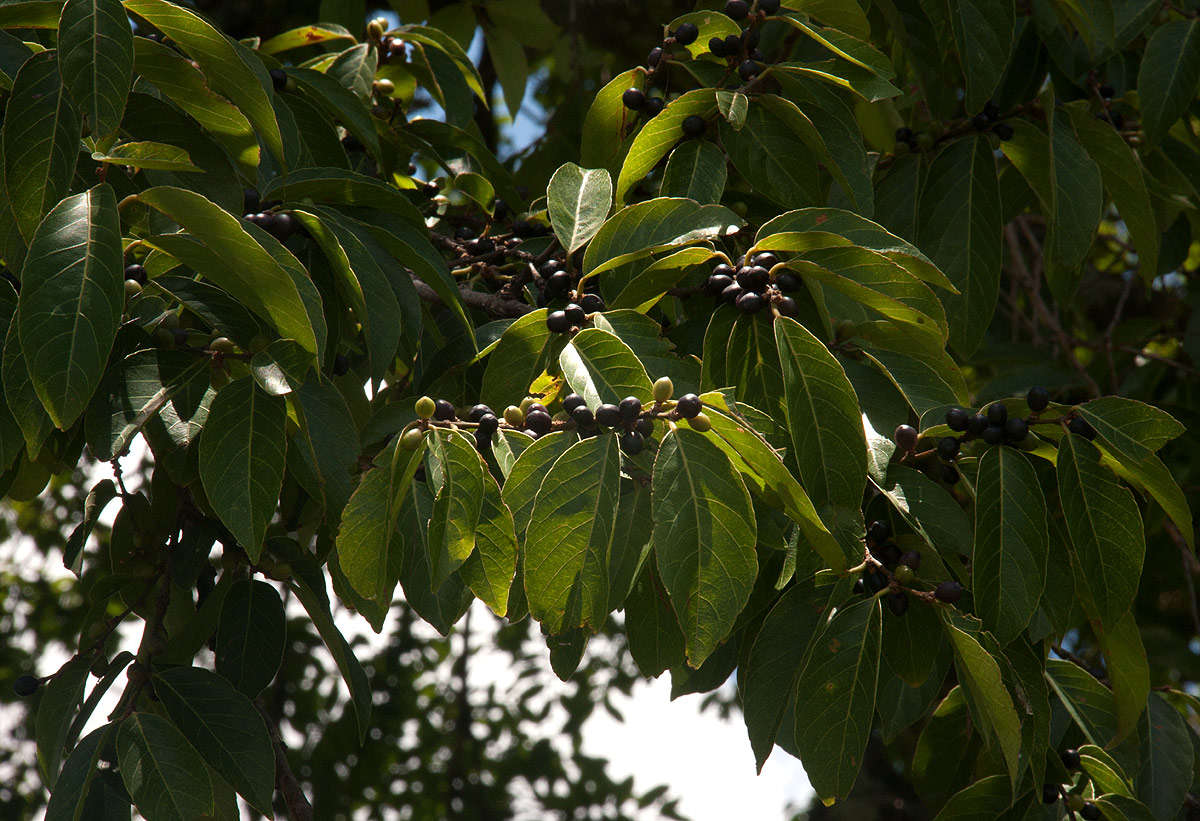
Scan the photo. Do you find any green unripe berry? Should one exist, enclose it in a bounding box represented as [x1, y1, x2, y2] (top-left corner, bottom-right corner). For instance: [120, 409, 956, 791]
[504, 405, 525, 427]
[401, 428, 425, 450]
[374, 78, 395, 96]
[209, 336, 236, 354]
[415, 396, 436, 419]
[519, 397, 535, 414]
[653, 376, 674, 403]
[894, 565, 915, 584]
[687, 412, 712, 432]
[124, 278, 143, 298]
[366, 18, 386, 39]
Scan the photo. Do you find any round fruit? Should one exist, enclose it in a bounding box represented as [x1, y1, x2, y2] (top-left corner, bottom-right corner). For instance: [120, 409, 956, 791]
[676, 394, 702, 418]
[401, 428, 425, 450]
[776, 296, 799, 317]
[269, 67, 287, 91]
[13, 674, 39, 697]
[982, 425, 1005, 445]
[886, 591, 909, 616]
[853, 578, 865, 595]
[751, 251, 778, 269]
[725, 0, 750, 19]
[712, 262, 737, 279]
[619, 396, 643, 421]
[474, 429, 492, 451]
[937, 436, 960, 462]
[595, 404, 622, 428]
[332, 354, 349, 377]
[562, 394, 586, 414]
[564, 303, 586, 325]
[986, 402, 1008, 426]
[1061, 748, 1082, 771]
[967, 413, 988, 435]
[653, 376, 674, 402]
[874, 541, 901, 568]
[945, 407, 969, 431]
[504, 405, 525, 427]
[681, 115, 707, 138]
[415, 396, 436, 419]
[622, 88, 646, 110]
[477, 413, 499, 436]
[580, 293, 605, 313]
[738, 59, 758, 81]
[467, 403, 494, 422]
[941, 464, 960, 484]
[1068, 416, 1096, 440]
[1041, 784, 1059, 805]
[736, 265, 769, 291]
[620, 430, 645, 454]
[1081, 803, 1101, 820]
[894, 424, 918, 451]
[709, 36, 726, 57]
[721, 282, 744, 303]
[894, 565, 915, 585]
[433, 399, 456, 421]
[643, 97, 665, 118]
[899, 550, 922, 571]
[546, 310, 572, 334]
[735, 291, 764, 313]
[527, 402, 548, 415]
[571, 406, 595, 430]
[687, 412, 712, 432]
[647, 47, 663, 67]
[706, 274, 734, 295]
[124, 279, 143, 298]
[209, 336, 236, 354]
[1004, 417, 1029, 442]
[724, 34, 741, 55]
[374, 78, 395, 96]
[635, 416, 655, 437]
[759, 0, 781, 12]
[674, 22, 699, 46]
[864, 569, 889, 594]
[1027, 385, 1050, 412]
[867, 520, 891, 544]
[992, 123, 1014, 141]
[525, 410, 552, 435]
[774, 271, 800, 291]
[269, 212, 297, 240]
[935, 580, 964, 603]
[124, 262, 147, 284]
[538, 260, 561, 279]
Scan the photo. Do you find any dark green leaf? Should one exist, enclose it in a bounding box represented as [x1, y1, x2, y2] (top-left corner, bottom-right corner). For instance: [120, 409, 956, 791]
[1136, 693, 1193, 819]
[615, 89, 716, 203]
[58, 0, 133, 141]
[36, 657, 90, 784]
[116, 712, 215, 821]
[582, 197, 742, 279]
[950, 1, 1015, 113]
[1136, 18, 1200, 146]
[942, 616, 1022, 781]
[215, 579, 286, 697]
[558, 328, 653, 408]
[660, 140, 727, 205]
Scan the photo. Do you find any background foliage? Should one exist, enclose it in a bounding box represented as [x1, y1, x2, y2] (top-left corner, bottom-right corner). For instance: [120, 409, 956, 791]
[1, 0, 1199, 819]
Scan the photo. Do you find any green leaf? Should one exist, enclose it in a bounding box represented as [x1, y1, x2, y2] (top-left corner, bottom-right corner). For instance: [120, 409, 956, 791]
[1045, 658, 1119, 746]
[742, 576, 830, 771]
[58, 0, 133, 141]
[484, 24, 527, 116]
[1078, 744, 1133, 797]
[259, 23, 353, 54]
[559, 328, 654, 408]
[1106, 450, 1193, 550]
[950, 1, 1015, 113]
[525, 434, 621, 633]
[262, 167, 425, 227]
[918, 137, 1002, 355]
[92, 141, 199, 172]
[943, 618, 1022, 782]
[931, 775, 1011, 820]
[715, 89, 748, 129]
[666, 10, 741, 59]
[1075, 396, 1185, 463]
[215, 579, 286, 698]
[1095, 611, 1149, 743]
[581, 197, 741, 279]
[698, 394, 848, 570]
[16, 184, 123, 429]
[580, 67, 646, 175]
[1136, 18, 1200, 146]
[293, 380, 360, 517]
[1093, 795, 1159, 821]
[291, 573, 372, 741]
[610, 246, 713, 312]
[792, 598, 881, 802]
[286, 66, 380, 160]
[661, 140, 727, 205]
[776, 77, 872, 215]
[136, 187, 319, 355]
[1136, 693, 1193, 819]
[198, 378, 287, 560]
[719, 97, 822, 210]
[124, 0, 285, 167]
[615, 89, 717, 203]
[2, 313, 55, 458]
[153, 666, 274, 815]
[546, 163, 612, 254]
[875, 464, 972, 565]
[63, 479, 118, 574]
[45, 724, 123, 821]
[459, 468, 517, 616]
[849, 321, 968, 415]
[336, 438, 422, 601]
[117, 713, 215, 821]
[479, 309, 559, 410]
[973, 447, 1048, 643]
[1, 51, 82, 242]
[773, 59, 901, 103]
[36, 656, 90, 784]
[393, 24, 486, 102]
[1067, 105, 1159, 281]
[774, 317, 867, 517]
[1057, 434, 1145, 626]
[425, 429, 485, 586]
[0, 1, 62, 28]
[624, 562, 685, 677]
[652, 428, 757, 667]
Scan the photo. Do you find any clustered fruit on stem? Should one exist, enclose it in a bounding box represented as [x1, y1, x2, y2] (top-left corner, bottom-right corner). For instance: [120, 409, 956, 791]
[852, 517, 966, 614]
[1038, 749, 1101, 818]
[703, 252, 800, 318]
[405, 378, 711, 457]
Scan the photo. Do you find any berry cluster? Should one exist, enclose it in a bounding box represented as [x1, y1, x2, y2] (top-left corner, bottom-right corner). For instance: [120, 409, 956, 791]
[854, 518, 965, 613]
[621, 87, 666, 120]
[537, 259, 605, 334]
[405, 378, 711, 457]
[893, 99, 1012, 158]
[1040, 751, 1101, 818]
[703, 252, 800, 316]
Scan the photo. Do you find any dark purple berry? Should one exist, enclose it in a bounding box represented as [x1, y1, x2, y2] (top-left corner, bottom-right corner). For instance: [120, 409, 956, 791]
[681, 115, 706, 138]
[546, 311, 571, 334]
[750, 251, 777, 269]
[467, 404, 494, 422]
[945, 407, 969, 431]
[643, 97, 665, 118]
[477, 413, 499, 436]
[941, 464, 960, 484]
[676, 394, 702, 418]
[724, 34, 742, 55]
[735, 291, 763, 313]
[1068, 416, 1096, 440]
[738, 59, 758, 81]
[935, 580, 964, 603]
[622, 88, 646, 110]
[1041, 784, 1059, 804]
[886, 591, 909, 616]
[635, 416, 655, 438]
[525, 410, 552, 435]
[898, 550, 922, 571]
[1081, 803, 1101, 820]
[986, 402, 1008, 426]
[725, 0, 749, 19]
[708, 36, 726, 56]
[774, 271, 800, 292]
[124, 263, 147, 284]
[564, 303, 586, 325]
[673, 22, 699, 46]
[1061, 749, 1081, 771]
[706, 274, 734, 296]
[619, 396, 642, 421]
[595, 404, 622, 427]
[580, 293, 605, 313]
[562, 394, 586, 414]
[1026, 386, 1050, 412]
[647, 47, 663, 67]
[894, 424, 918, 451]
[269, 68, 287, 91]
[433, 399, 456, 421]
[867, 520, 891, 544]
[967, 413, 988, 435]
[332, 353, 350, 376]
[776, 296, 798, 317]
[13, 675, 39, 697]
[571, 406, 595, 430]
[992, 122, 1014, 141]
[937, 436, 960, 462]
[620, 430, 645, 454]
[720, 282, 743, 303]
[1004, 418, 1028, 443]
[736, 265, 769, 291]
[982, 425, 1004, 445]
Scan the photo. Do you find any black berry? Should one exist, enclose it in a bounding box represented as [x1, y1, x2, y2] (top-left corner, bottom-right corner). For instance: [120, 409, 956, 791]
[474, 429, 492, 451]
[934, 580, 964, 603]
[268, 212, 296, 240]
[571, 406, 595, 430]
[124, 263, 147, 284]
[894, 424, 918, 451]
[635, 416, 655, 437]
[562, 394, 586, 414]
[735, 291, 763, 313]
[982, 425, 1004, 445]
[564, 303, 586, 325]
[967, 413, 988, 435]
[269, 67, 287, 91]
[467, 403, 494, 422]
[620, 430, 645, 454]
[647, 47, 663, 67]
[776, 296, 798, 317]
[538, 260, 561, 279]
[983, 101, 1001, 121]
[547, 310, 571, 334]
[853, 578, 865, 594]
[1026, 386, 1050, 412]
[986, 402, 1008, 426]
[332, 353, 350, 376]
[622, 88, 646, 110]
[477, 413, 499, 436]
[945, 407, 969, 431]
[867, 520, 891, 544]
[738, 59, 758, 81]
[708, 36, 727, 57]
[619, 396, 643, 421]
[525, 409, 552, 435]
[759, 0, 781, 13]
[971, 113, 990, 130]
[681, 115, 706, 138]
[13, 675, 39, 697]
[1099, 84, 1115, 98]
[724, 34, 742, 55]
[937, 436, 960, 462]
[895, 126, 914, 142]
[676, 394, 702, 418]
[674, 22, 699, 46]
[596, 404, 622, 428]
[1061, 749, 1081, 771]
[725, 0, 749, 19]
[992, 122, 1014, 141]
[864, 569, 889, 594]
[774, 271, 800, 292]
[874, 541, 901, 568]
[1004, 417, 1028, 443]
[737, 265, 769, 291]
[643, 97, 666, 118]
[706, 274, 734, 295]
[433, 399, 456, 421]
[898, 550, 922, 571]
[1068, 416, 1096, 440]
[1041, 784, 1059, 805]
[546, 271, 573, 297]
[1080, 803, 1100, 820]
[580, 293, 605, 313]
[751, 251, 777, 269]
[721, 282, 744, 303]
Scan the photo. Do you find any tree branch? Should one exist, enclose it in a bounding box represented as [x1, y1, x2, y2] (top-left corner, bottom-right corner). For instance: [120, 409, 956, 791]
[412, 277, 533, 317]
[258, 701, 314, 821]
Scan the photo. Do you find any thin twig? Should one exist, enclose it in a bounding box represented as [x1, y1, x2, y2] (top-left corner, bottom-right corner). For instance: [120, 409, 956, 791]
[258, 701, 314, 821]
[411, 277, 532, 317]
